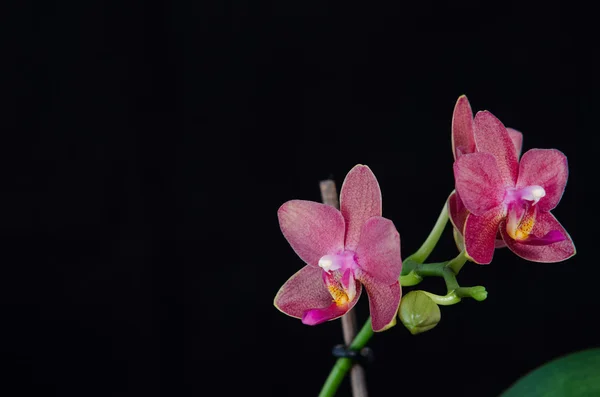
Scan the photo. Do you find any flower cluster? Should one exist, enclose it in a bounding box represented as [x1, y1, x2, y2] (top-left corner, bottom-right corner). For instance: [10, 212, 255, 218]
[274, 95, 575, 332]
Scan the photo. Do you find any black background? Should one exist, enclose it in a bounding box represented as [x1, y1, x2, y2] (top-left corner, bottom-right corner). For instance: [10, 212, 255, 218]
[2, 2, 593, 397]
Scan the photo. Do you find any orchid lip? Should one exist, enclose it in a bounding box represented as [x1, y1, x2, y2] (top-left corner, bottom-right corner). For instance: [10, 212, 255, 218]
[320, 252, 359, 306]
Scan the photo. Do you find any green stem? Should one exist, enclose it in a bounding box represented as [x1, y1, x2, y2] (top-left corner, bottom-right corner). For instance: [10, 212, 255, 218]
[400, 270, 423, 286]
[447, 250, 468, 274]
[421, 290, 461, 305]
[318, 319, 374, 397]
[404, 203, 448, 264]
[318, 201, 462, 396]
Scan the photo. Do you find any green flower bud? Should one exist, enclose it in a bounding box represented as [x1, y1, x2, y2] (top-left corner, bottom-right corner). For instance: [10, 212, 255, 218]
[398, 290, 441, 335]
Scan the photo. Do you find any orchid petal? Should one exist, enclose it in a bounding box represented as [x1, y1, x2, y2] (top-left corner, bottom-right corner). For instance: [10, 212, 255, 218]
[473, 111, 519, 186]
[452, 95, 476, 159]
[448, 190, 468, 232]
[340, 164, 382, 251]
[463, 206, 505, 264]
[507, 128, 523, 158]
[516, 149, 568, 212]
[449, 191, 506, 249]
[356, 270, 401, 332]
[278, 200, 345, 267]
[355, 216, 402, 284]
[454, 152, 505, 215]
[274, 265, 334, 319]
[499, 211, 576, 262]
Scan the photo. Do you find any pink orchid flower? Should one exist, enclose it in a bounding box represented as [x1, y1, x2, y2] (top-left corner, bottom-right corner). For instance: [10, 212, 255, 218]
[448, 95, 523, 250]
[274, 164, 402, 332]
[453, 110, 576, 264]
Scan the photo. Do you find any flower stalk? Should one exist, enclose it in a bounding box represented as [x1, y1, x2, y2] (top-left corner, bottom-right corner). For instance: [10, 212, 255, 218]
[319, 201, 484, 396]
[319, 179, 368, 397]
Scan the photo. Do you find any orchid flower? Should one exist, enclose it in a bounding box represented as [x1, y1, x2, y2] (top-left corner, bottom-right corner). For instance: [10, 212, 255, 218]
[274, 164, 402, 332]
[453, 110, 576, 264]
[448, 95, 523, 250]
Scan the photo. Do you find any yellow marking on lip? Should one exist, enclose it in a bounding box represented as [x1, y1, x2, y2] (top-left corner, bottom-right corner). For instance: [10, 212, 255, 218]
[328, 284, 349, 306]
[513, 205, 536, 241]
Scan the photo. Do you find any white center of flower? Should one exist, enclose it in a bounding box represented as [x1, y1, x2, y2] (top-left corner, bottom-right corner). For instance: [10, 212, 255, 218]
[318, 251, 358, 273]
[520, 185, 546, 205]
[504, 185, 546, 206]
[318, 255, 342, 273]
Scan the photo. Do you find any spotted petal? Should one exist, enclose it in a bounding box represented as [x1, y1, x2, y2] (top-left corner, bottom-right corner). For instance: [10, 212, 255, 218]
[516, 149, 568, 212]
[355, 216, 402, 284]
[463, 206, 505, 264]
[356, 270, 401, 332]
[454, 152, 505, 215]
[448, 190, 468, 233]
[452, 95, 475, 159]
[274, 265, 334, 319]
[507, 128, 523, 158]
[499, 211, 576, 262]
[278, 200, 345, 267]
[473, 111, 519, 186]
[340, 164, 382, 251]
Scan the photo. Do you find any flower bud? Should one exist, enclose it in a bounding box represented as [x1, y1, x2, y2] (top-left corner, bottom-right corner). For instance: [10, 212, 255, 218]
[398, 290, 441, 335]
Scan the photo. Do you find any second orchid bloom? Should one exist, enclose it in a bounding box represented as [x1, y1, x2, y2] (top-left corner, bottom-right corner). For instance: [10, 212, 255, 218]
[449, 95, 576, 264]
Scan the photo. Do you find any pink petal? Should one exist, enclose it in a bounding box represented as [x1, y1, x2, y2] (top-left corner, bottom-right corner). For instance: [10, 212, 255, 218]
[499, 211, 576, 262]
[278, 200, 345, 267]
[340, 164, 382, 251]
[507, 128, 524, 158]
[448, 190, 468, 232]
[463, 206, 505, 264]
[452, 95, 476, 159]
[356, 270, 401, 332]
[516, 149, 568, 212]
[453, 152, 505, 215]
[473, 111, 519, 186]
[449, 191, 506, 250]
[274, 265, 334, 319]
[495, 239, 507, 249]
[355, 216, 402, 284]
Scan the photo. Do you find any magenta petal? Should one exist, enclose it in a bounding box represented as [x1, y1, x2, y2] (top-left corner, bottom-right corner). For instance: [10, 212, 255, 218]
[516, 149, 568, 212]
[340, 164, 382, 251]
[473, 111, 519, 186]
[463, 207, 505, 264]
[448, 190, 468, 232]
[274, 265, 333, 319]
[448, 191, 507, 249]
[453, 152, 505, 215]
[355, 216, 402, 284]
[507, 128, 524, 158]
[499, 211, 576, 262]
[495, 239, 507, 248]
[519, 230, 566, 246]
[452, 95, 476, 159]
[302, 303, 349, 325]
[356, 270, 401, 332]
[278, 200, 345, 267]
